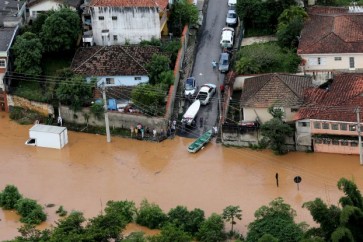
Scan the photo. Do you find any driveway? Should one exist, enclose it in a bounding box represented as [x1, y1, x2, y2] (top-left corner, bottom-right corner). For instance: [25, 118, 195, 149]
[179, 0, 229, 138]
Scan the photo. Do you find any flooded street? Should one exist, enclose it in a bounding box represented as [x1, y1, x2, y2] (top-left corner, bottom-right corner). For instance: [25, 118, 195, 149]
[1, 114, 363, 240]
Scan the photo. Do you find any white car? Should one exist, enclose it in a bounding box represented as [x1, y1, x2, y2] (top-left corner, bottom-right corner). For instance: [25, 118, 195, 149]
[226, 9, 238, 26]
[195, 84, 216, 105]
[228, 0, 236, 6]
[184, 77, 197, 97]
[220, 27, 235, 49]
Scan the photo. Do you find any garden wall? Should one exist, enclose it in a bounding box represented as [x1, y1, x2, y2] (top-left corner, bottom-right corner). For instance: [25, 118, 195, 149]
[60, 106, 168, 131]
[7, 95, 54, 116]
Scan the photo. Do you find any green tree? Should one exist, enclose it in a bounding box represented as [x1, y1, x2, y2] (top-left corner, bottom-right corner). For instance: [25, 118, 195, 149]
[159, 70, 175, 86]
[105, 200, 137, 224]
[196, 213, 226, 242]
[169, 0, 199, 35]
[11, 224, 51, 242]
[277, 6, 307, 48]
[12, 32, 43, 75]
[30, 12, 51, 34]
[167, 206, 205, 236]
[123, 232, 147, 242]
[49, 211, 86, 241]
[56, 76, 94, 111]
[260, 106, 293, 155]
[136, 199, 167, 229]
[0, 185, 23, 210]
[41, 7, 81, 53]
[258, 233, 278, 242]
[146, 54, 171, 85]
[15, 198, 47, 225]
[246, 197, 306, 242]
[148, 223, 192, 242]
[85, 212, 127, 241]
[131, 84, 166, 116]
[222, 205, 242, 234]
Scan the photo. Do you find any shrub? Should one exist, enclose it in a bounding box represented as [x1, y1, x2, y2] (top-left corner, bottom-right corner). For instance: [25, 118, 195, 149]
[148, 223, 192, 242]
[9, 106, 45, 125]
[0, 185, 23, 209]
[136, 199, 167, 229]
[90, 102, 104, 120]
[105, 200, 136, 223]
[56, 206, 67, 217]
[15, 198, 47, 225]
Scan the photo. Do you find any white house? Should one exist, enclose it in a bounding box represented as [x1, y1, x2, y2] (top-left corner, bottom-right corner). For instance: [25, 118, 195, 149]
[27, 0, 81, 20]
[298, 6, 363, 84]
[71, 45, 166, 88]
[26, 124, 68, 149]
[83, 0, 169, 46]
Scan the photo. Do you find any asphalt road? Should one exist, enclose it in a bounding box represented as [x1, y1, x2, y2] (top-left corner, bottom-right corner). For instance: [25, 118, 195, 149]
[179, 0, 229, 138]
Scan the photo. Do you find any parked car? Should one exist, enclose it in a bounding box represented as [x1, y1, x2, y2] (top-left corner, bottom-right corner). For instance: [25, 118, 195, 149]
[226, 9, 238, 27]
[220, 27, 234, 49]
[195, 84, 216, 105]
[218, 52, 230, 73]
[228, 0, 236, 6]
[184, 77, 197, 97]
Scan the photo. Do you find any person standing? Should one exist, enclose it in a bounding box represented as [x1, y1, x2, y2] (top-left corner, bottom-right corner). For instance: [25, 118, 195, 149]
[275, 172, 279, 187]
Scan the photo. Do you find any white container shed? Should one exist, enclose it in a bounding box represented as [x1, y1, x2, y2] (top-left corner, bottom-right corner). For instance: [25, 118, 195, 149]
[26, 124, 68, 149]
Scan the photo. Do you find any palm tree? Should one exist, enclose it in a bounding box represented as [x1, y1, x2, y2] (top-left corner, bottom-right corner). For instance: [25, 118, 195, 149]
[222, 205, 242, 233]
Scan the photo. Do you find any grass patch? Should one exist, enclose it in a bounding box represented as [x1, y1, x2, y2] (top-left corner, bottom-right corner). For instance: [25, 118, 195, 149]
[9, 106, 46, 125]
[42, 53, 73, 76]
[244, 28, 275, 38]
[14, 81, 48, 103]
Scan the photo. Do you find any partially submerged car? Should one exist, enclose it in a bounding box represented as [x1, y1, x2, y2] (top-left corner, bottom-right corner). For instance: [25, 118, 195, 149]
[195, 84, 216, 105]
[184, 77, 197, 97]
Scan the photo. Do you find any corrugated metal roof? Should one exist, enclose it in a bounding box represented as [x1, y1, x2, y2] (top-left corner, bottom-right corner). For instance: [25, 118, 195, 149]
[30, 124, 67, 134]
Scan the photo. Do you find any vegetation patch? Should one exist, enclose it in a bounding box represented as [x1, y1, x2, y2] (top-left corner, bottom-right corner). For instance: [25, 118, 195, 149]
[13, 81, 48, 103]
[9, 106, 46, 125]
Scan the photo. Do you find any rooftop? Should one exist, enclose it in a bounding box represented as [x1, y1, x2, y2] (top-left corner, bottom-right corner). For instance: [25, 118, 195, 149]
[0, 27, 17, 52]
[298, 6, 363, 54]
[28, 0, 82, 8]
[240, 73, 313, 108]
[295, 73, 363, 122]
[71, 45, 164, 76]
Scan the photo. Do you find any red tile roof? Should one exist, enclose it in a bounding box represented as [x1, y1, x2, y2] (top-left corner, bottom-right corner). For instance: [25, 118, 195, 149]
[90, 0, 168, 9]
[71, 45, 163, 76]
[298, 7, 363, 54]
[240, 73, 313, 108]
[295, 73, 363, 122]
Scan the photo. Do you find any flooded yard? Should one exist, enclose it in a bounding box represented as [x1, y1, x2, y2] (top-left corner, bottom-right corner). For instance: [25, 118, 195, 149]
[0, 114, 363, 240]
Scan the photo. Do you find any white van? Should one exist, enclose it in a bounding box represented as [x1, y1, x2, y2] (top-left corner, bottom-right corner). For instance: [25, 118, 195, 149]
[220, 27, 234, 49]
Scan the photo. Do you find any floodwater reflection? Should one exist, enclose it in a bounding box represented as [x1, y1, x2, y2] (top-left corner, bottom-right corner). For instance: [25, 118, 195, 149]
[0, 114, 362, 240]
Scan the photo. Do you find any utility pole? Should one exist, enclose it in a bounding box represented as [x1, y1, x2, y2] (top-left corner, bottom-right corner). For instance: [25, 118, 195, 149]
[355, 107, 363, 165]
[101, 83, 111, 143]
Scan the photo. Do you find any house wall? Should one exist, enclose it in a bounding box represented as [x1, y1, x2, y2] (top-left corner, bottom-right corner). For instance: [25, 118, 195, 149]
[295, 119, 312, 151]
[314, 142, 359, 154]
[91, 6, 160, 46]
[301, 53, 363, 72]
[29, 1, 76, 19]
[243, 107, 298, 123]
[89, 75, 149, 87]
[310, 119, 358, 136]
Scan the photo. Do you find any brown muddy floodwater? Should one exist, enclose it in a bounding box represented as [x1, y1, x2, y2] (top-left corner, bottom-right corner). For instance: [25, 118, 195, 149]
[1, 114, 363, 240]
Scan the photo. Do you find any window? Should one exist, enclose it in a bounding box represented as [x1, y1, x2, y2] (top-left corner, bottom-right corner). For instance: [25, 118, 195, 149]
[134, 77, 141, 81]
[314, 122, 321, 129]
[113, 35, 118, 41]
[331, 123, 339, 130]
[291, 108, 298, 112]
[340, 123, 347, 130]
[349, 124, 357, 131]
[99, 16, 104, 20]
[318, 57, 321, 65]
[341, 140, 349, 146]
[322, 139, 331, 144]
[334, 57, 342, 61]
[332, 140, 339, 145]
[322, 123, 329, 129]
[0, 59, 5, 67]
[315, 139, 322, 144]
[112, 16, 117, 20]
[351, 141, 358, 147]
[350, 57, 355, 69]
[298, 122, 309, 127]
[106, 78, 114, 84]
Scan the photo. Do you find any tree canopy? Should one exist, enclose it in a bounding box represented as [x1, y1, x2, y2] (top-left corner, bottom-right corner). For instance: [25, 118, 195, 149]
[40, 7, 81, 53]
[169, 0, 199, 36]
[196, 213, 226, 242]
[12, 32, 43, 75]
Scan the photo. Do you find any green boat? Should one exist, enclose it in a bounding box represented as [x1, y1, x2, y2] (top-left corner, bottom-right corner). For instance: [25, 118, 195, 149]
[187, 129, 213, 153]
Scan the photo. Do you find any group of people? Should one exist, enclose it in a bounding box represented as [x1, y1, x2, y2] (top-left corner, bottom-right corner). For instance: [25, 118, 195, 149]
[130, 120, 177, 141]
